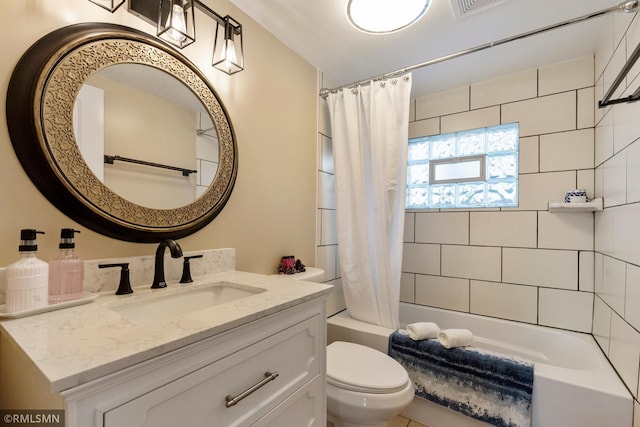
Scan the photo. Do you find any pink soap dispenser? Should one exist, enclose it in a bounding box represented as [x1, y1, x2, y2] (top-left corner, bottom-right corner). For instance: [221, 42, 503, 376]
[49, 228, 84, 303]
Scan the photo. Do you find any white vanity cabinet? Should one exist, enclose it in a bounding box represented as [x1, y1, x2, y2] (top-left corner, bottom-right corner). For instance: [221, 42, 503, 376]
[62, 299, 326, 427]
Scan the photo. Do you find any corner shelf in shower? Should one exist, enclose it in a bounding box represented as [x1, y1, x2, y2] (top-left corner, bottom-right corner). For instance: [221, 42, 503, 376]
[548, 197, 603, 213]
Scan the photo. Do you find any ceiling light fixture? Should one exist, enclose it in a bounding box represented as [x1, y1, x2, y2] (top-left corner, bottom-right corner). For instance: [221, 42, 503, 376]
[89, 0, 244, 75]
[346, 0, 430, 34]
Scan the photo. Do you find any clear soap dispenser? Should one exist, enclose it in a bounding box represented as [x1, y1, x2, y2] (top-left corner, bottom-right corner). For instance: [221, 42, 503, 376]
[6, 229, 48, 313]
[49, 228, 84, 303]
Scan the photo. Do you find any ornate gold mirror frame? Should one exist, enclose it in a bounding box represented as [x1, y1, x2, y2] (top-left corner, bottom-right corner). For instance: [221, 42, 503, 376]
[6, 23, 237, 242]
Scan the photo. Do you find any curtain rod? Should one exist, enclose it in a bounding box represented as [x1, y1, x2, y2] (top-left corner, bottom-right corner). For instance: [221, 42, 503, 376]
[319, 0, 639, 98]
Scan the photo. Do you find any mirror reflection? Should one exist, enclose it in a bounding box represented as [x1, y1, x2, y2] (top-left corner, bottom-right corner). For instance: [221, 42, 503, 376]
[73, 64, 219, 210]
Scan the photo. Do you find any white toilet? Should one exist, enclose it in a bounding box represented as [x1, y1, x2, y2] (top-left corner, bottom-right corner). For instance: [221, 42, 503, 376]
[286, 267, 414, 427]
[326, 341, 414, 427]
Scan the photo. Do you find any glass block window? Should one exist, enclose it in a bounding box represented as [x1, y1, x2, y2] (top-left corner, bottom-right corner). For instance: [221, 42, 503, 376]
[406, 122, 519, 209]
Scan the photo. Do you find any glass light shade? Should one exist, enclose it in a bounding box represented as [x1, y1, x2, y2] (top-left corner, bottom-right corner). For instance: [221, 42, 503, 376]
[88, 0, 125, 12]
[157, 0, 196, 48]
[213, 16, 244, 75]
[346, 0, 430, 33]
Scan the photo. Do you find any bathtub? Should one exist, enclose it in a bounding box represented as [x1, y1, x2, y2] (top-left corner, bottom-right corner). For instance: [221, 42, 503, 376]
[327, 302, 633, 427]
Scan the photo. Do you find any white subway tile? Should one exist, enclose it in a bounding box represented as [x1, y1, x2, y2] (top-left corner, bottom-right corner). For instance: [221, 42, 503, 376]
[470, 69, 537, 109]
[318, 171, 335, 210]
[597, 203, 640, 266]
[470, 281, 537, 323]
[402, 243, 440, 275]
[441, 245, 501, 282]
[404, 212, 415, 243]
[579, 251, 595, 292]
[400, 272, 415, 303]
[317, 244, 338, 281]
[577, 169, 595, 199]
[609, 313, 640, 397]
[516, 171, 576, 211]
[503, 248, 578, 290]
[595, 109, 614, 167]
[409, 118, 439, 138]
[320, 209, 338, 245]
[539, 129, 594, 172]
[441, 106, 500, 134]
[628, 141, 640, 203]
[627, 15, 640, 87]
[577, 87, 595, 129]
[502, 91, 576, 137]
[603, 151, 627, 208]
[598, 255, 627, 315]
[625, 263, 640, 331]
[603, 41, 628, 105]
[325, 278, 346, 316]
[519, 136, 539, 174]
[415, 86, 469, 120]
[539, 56, 594, 96]
[593, 295, 612, 354]
[415, 275, 469, 312]
[537, 211, 593, 250]
[614, 98, 640, 153]
[595, 18, 615, 81]
[319, 134, 334, 173]
[538, 288, 593, 332]
[470, 211, 536, 248]
[415, 212, 469, 244]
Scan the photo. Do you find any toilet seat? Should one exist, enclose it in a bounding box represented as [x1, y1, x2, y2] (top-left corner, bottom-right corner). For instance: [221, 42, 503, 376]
[327, 341, 410, 394]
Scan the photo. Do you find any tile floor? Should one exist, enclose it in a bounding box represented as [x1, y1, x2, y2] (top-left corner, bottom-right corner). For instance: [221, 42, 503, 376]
[389, 414, 430, 427]
[328, 415, 429, 427]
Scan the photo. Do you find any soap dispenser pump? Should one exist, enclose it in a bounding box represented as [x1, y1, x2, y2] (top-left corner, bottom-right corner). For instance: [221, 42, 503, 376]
[6, 229, 49, 313]
[49, 228, 84, 303]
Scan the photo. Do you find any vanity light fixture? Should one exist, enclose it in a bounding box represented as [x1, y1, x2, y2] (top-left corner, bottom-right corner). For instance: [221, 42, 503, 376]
[212, 15, 244, 74]
[157, 0, 195, 48]
[346, 0, 430, 34]
[89, 0, 125, 12]
[89, 0, 244, 75]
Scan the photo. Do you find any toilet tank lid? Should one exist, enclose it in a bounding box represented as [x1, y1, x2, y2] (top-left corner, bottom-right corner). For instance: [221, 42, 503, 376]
[327, 341, 409, 393]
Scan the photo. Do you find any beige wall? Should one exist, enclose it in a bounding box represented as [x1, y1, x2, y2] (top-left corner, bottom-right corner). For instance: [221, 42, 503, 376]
[0, 0, 318, 274]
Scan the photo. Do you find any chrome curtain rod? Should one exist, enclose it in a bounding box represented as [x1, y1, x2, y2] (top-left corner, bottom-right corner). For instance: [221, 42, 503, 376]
[319, 0, 639, 98]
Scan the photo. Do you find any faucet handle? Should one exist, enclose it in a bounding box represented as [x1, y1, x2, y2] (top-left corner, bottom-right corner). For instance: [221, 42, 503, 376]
[99, 263, 133, 295]
[180, 255, 203, 283]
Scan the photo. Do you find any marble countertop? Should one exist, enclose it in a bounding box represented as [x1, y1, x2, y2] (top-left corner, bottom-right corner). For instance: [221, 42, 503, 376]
[0, 270, 332, 392]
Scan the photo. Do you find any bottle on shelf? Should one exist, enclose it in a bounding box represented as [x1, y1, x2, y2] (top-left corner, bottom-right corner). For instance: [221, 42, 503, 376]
[49, 228, 85, 304]
[6, 229, 49, 313]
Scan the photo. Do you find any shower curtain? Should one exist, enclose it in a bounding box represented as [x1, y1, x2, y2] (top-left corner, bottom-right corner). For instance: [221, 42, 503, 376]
[326, 74, 412, 329]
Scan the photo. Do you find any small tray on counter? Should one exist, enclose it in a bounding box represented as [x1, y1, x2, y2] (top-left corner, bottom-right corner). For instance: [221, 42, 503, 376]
[0, 293, 99, 319]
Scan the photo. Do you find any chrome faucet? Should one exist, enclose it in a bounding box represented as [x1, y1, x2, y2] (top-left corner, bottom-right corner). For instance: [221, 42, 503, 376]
[151, 239, 183, 289]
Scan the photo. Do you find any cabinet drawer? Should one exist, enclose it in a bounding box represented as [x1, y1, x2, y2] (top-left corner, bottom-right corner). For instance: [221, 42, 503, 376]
[104, 314, 322, 427]
[252, 375, 325, 427]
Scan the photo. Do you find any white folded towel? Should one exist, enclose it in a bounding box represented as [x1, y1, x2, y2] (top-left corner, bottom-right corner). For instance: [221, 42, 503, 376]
[438, 328, 473, 349]
[406, 322, 440, 340]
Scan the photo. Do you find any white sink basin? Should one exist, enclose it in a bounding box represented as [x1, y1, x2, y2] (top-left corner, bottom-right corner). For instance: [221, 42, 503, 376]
[106, 282, 265, 323]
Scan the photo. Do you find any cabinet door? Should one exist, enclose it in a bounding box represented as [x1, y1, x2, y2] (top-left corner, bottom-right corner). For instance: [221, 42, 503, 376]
[104, 314, 322, 427]
[252, 376, 325, 427]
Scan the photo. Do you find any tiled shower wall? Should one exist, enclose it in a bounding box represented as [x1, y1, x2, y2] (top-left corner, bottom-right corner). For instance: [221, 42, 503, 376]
[401, 55, 596, 333]
[593, 10, 640, 415]
[318, 55, 598, 325]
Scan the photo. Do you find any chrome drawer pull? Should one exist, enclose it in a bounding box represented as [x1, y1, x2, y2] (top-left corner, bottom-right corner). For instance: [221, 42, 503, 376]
[225, 371, 279, 408]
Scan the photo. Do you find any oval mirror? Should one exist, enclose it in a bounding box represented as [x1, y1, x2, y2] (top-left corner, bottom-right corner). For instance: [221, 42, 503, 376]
[6, 23, 237, 242]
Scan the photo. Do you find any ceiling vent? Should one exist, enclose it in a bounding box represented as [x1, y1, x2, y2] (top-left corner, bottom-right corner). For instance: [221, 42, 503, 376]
[451, 0, 510, 18]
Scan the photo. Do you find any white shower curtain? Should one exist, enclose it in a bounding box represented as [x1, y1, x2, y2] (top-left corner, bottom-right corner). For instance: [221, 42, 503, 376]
[326, 74, 412, 329]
